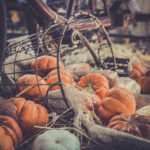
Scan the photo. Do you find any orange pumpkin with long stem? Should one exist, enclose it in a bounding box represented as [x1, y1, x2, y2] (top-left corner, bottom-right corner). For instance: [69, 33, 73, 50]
[77, 73, 109, 99]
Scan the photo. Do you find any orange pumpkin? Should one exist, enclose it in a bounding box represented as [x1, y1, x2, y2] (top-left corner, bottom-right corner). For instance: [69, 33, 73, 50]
[47, 69, 74, 83]
[66, 63, 91, 72]
[0, 127, 14, 150]
[130, 63, 147, 79]
[98, 87, 136, 120]
[136, 76, 150, 94]
[84, 94, 102, 112]
[16, 74, 49, 102]
[31, 55, 64, 76]
[0, 115, 22, 148]
[77, 73, 109, 99]
[108, 114, 150, 140]
[46, 70, 74, 91]
[12, 97, 49, 134]
[130, 69, 141, 79]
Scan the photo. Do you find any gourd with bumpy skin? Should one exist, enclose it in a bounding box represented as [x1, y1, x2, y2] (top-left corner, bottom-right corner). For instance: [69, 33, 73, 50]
[0, 115, 22, 149]
[31, 130, 80, 150]
[77, 73, 109, 99]
[11, 97, 49, 134]
[108, 114, 150, 140]
[16, 74, 49, 102]
[98, 87, 136, 120]
[31, 55, 64, 76]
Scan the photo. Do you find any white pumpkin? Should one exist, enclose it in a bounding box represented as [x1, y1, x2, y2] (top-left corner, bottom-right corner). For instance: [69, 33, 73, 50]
[31, 129, 80, 150]
[115, 77, 141, 94]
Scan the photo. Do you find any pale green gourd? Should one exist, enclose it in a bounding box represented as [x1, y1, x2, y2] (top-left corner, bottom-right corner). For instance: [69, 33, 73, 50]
[31, 129, 80, 150]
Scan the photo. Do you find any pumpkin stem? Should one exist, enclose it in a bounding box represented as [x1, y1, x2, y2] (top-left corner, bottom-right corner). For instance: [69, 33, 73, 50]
[84, 84, 95, 93]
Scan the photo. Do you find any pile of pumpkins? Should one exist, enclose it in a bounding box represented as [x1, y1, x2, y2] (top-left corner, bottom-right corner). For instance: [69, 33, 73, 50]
[0, 97, 49, 149]
[1, 55, 150, 150]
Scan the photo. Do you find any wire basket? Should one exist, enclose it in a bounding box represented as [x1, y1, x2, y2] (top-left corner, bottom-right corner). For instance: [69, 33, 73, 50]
[0, 12, 116, 107]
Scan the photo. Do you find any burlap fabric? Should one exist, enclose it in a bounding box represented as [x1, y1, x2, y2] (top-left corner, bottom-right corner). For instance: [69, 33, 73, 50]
[47, 84, 150, 150]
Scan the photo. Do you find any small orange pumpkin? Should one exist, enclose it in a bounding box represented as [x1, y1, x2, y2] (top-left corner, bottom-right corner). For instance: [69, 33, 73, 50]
[136, 76, 150, 94]
[0, 115, 22, 148]
[46, 69, 74, 91]
[16, 74, 49, 102]
[130, 63, 147, 79]
[108, 114, 150, 140]
[66, 63, 91, 72]
[47, 69, 74, 83]
[31, 55, 64, 76]
[0, 127, 14, 150]
[84, 94, 102, 112]
[77, 73, 109, 99]
[98, 87, 136, 120]
[12, 97, 49, 134]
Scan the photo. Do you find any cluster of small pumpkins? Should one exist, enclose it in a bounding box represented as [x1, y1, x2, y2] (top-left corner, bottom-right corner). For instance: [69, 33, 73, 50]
[1, 55, 150, 149]
[15, 55, 136, 120]
[16, 55, 75, 102]
[130, 63, 150, 94]
[0, 97, 49, 149]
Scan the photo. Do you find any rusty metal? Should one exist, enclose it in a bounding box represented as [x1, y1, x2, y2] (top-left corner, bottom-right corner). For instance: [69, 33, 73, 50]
[89, 0, 96, 12]
[109, 33, 150, 40]
[26, 0, 112, 30]
[5, 0, 150, 31]
[27, 0, 66, 23]
[104, 57, 129, 72]
[102, 0, 111, 18]
[66, 0, 78, 19]
[135, 13, 150, 22]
